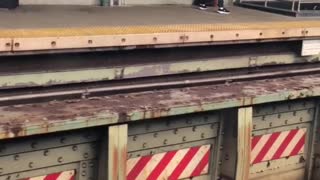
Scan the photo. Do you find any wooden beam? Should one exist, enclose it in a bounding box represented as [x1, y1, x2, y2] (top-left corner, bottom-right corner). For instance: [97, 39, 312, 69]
[236, 107, 253, 180]
[108, 124, 128, 180]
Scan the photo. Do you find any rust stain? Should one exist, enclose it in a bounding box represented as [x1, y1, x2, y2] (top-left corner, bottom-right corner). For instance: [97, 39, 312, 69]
[1, 74, 320, 139]
[113, 146, 119, 180]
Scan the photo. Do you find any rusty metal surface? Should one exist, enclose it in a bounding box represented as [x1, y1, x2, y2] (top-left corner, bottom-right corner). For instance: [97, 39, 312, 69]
[1, 73, 320, 140]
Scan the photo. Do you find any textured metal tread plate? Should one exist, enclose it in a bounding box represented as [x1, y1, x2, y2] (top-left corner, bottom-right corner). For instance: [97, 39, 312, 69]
[0, 20, 319, 38]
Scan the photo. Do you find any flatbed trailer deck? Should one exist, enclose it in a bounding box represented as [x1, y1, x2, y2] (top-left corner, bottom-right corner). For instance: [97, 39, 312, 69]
[0, 5, 319, 54]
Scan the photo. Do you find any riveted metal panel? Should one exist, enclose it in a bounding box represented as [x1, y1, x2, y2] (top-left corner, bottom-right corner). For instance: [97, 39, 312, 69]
[250, 100, 316, 179]
[252, 109, 314, 131]
[127, 111, 222, 180]
[0, 128, 99, 180]
[0, 143, 96, 175]
[253, 100, 315, 117]
[0, 129, 98, 156]
[0, 163, 78, 180]
[128, 113, 219, 136]
[128, 123, 218, 152]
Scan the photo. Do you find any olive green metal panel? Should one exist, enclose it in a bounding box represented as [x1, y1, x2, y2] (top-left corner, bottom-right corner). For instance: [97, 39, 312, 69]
[250, 100, 316, 180]
[0, 129, 99, 180]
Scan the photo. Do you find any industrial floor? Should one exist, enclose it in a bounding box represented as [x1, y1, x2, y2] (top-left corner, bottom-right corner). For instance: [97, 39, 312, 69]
[0, 5, 319, 53]
[0, 5, 319, 31]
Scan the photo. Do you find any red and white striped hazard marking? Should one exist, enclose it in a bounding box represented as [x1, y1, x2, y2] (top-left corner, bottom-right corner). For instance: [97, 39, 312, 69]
[127, 145, 211, 180]
[21, 170, 75, 180]
[251, 128, 307, 164]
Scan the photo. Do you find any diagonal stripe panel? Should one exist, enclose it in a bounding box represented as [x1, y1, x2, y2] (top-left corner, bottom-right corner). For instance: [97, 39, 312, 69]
[21, 170, 75, 180]
[127, 145, 212, 180]
[251, 128, 307, 164]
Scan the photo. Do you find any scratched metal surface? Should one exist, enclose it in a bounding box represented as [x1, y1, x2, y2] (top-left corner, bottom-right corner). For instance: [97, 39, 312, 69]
[0, 73, 319, 140]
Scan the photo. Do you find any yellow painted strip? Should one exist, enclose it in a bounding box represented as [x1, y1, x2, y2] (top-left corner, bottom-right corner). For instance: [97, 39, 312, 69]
[0, 21, 320, 38]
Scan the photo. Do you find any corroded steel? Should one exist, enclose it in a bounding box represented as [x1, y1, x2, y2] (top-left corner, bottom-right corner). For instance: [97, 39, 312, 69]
[0, 73, 320, 140]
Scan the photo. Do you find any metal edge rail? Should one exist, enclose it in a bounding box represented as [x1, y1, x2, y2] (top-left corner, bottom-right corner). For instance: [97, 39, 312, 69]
[1, 66, 320, 103]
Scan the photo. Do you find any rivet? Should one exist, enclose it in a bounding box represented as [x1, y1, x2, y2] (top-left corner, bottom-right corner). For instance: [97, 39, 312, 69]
[29, 162, 34, 168]
[14, 155, 19, 161]
[173, 129, 178, 134]
[253, 125, 256, 130]
[293, 111, 297, 116]
[72, 145, 78, 151]
[82, 162, 87, 169]
[51, 41, 56, 47]
[88, 40, 93, 44]
[83, 153, 89, 159]
[121, 38, 126, 43]
[153, 133, 158, 138]
[81, 170, 87, 177]
[44, 150, 49, 156]
[201, 133, 205, 138]
[269, 122, 272, 127]
[278, 114, 281, 119]
[236, 33, 239, 37]
[89, 161, 94, 167]
[163, 139, 167, 145]
[282, 31, 286, 35]
[192, 126, 197, 132]
[14, 42, 20, 47]
[133, 136, 137, 141]
[153, 37, 157, 41]
[142, 143, 147, 148]
[300, 117, 303, 122]
[210, 34, 214, 39]
[259, 32, 263, 36]
[182, 136, 186, 142]
[285, 120, 288, 125]
[5, 42, 11, 47]
[60, 137, 66, 144]
[57, 157, 63, 163]
[266, 161, 271, 167]
[31, 142, 37, 149]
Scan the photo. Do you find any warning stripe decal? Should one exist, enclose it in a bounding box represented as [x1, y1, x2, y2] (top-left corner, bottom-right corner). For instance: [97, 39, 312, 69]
[21, 170, 75, 180]
[127, 145, 211, 180]
[251, 128, 307, 164]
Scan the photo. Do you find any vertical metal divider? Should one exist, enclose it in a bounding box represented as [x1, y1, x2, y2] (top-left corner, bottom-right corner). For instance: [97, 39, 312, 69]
[306, 99, 319, 180]
[98, 128, 109, 180]
[236, 107, 253, 180]
[211, 112, 225, 180]
[107, 124, 128, 180]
